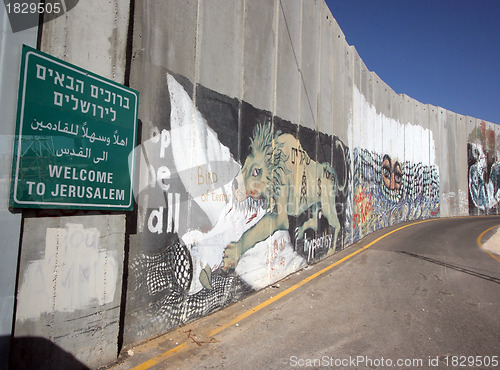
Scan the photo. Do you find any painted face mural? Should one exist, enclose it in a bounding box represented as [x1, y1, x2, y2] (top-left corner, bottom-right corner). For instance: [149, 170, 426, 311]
[124, 73, 350, 340]
[468, 142, 500, 212]
[382, 155, 402, 191]
[346, 87, 440, 243]
[466, 121, 500, 213]
[349, 148, 439, 239]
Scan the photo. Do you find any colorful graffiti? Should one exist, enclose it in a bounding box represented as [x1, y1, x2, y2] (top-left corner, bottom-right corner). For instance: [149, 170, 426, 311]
[353, 187, 373, 229]
[468, 142, 500, 212]
[124, 73, 446, 342]
[347, 87, 440, 242]
[122, 73, 447, 344]
[225, 122, 347, 269]
[466, 121, 500, 214]
[124, 73, 350, 340]
[346, 148, 440, 243]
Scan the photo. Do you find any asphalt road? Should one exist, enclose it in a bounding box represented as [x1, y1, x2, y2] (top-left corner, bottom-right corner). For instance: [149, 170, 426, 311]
[108, 216, 500, 370]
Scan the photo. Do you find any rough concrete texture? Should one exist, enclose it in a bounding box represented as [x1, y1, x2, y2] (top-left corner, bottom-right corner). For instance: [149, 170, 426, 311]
[332, 24, 353, 143]
[138, 0, 199, 83]
[317, 1, 335, 136]
[275, 0, 301, 125]
[198, 0, 244, 101]
[40, 0, 130, 83]
[455, 113, 469, 216]
[10, 0, 131, 367]
[299, 0, 319, 131]
[431, 105, 448, 216]
[13, 215, 125, 368]
[242, 0, 276, 112]
[0, 6, 38, 368]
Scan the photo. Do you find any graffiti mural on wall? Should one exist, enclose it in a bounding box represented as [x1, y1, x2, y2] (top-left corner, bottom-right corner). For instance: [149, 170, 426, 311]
[225, 122, 348, 270]
[468, 143, 500, 211]
[347, 148, 440, 242]
[467, 122, 500, 213]
[124, 72, 350, 339]
[467, 121, 500, 214]
[346, 87, 440, 243]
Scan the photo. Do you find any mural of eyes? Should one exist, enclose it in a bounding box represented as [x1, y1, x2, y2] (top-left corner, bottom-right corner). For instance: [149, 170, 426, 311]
[252, 168, 261, 177]
[382, 163, 391, 179]
[382, 155, 402, 190]
[393, 162, 402, 185]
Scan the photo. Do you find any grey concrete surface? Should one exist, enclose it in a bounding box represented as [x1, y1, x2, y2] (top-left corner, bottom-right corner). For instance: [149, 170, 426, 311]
[331, 21, 352, 144]
[106, 216, 500, 370]
[8, 1, 132, 366]
[242, 0, 276, 112]
[198, 0, 244, 101]
[13, 215, 126, 368]
[318, 1, 334, 136]
[0, 6, 38, 368]
[455, 112, 469, 217]
[432, 104, 449, 217]
[41, 0, 130, 83]
[275, 0, 301, 125]
[298, 0, 319, 131]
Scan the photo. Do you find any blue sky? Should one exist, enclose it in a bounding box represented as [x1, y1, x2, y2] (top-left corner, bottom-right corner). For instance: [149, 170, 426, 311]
[325, 0, 500, 124]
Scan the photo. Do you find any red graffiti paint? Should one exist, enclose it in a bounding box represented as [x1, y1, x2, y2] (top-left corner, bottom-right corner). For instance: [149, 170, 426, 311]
[353, 188, 373, 229]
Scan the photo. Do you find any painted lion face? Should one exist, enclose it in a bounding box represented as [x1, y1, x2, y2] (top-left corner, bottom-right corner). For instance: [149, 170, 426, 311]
[232, 152, 269, 203]
[232, 123, 288, 211]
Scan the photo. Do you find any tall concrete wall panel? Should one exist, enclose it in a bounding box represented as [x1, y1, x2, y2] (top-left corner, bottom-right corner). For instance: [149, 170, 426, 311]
[466, 116, 478, 215]
[317, 2, 335, 136]
[401, 95, 414, 166]
[415, 102, 430, 202]
[242, 0, 276, 113]
[360, 62, 375, 235]
[331, 22, 352, 143]
[40, 0, 130, 84]
[446, 112, 461, 216]
[470, 116, 500, 216]
[13, 215, 125, 368]
[455, 113, 469, 216]
[10, 1, 131, 368]
[430, 105, 448, 216]
[298, 0, 319, 131]
[198, 0, 244, 101]
[140, 0, 198, 83]
[0, 6, 38, 368]
[484, 117, 496, 215]
[275, 0, 301, 125]
[350, 52, 363, 241]
[370, 75, 383, 231]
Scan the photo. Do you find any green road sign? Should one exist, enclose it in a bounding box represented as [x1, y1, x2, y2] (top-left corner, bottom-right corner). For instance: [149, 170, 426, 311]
[10, 45, 139, 210]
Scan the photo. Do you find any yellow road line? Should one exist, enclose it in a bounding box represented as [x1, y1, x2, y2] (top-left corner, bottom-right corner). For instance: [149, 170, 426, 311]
[477, 225, 500, 262]
[131, 218, 436, 370]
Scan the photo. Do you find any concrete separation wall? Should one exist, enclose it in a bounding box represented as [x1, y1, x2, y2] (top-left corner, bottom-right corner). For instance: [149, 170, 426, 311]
[9, 0, 132, 368]
[0, 5, 38, 369]
[3, 0, 497, 368]
[121, 0, 486, 348]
